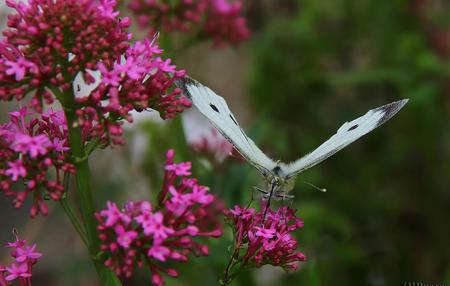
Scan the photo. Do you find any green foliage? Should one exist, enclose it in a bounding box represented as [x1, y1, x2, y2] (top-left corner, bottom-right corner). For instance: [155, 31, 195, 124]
[246, 0, 450, 285]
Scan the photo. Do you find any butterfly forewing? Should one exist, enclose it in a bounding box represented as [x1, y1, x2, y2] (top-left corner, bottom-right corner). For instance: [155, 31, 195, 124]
[176, 77, 277, 175]
[283, 99, 409, 178]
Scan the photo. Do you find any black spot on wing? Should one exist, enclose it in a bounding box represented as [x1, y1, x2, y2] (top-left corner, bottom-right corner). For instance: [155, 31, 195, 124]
[375, 99, 409, 127]
[229, 114, 238, 125]
[210, 103, 219, 113]
[348, 124, 358, 131]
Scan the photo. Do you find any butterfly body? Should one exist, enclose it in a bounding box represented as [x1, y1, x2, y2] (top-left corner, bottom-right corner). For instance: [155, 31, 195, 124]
[176, 76, 408, 198]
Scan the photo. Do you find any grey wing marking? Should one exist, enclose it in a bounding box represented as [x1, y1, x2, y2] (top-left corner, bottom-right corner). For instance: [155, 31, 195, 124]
[283, 99, 409, 177]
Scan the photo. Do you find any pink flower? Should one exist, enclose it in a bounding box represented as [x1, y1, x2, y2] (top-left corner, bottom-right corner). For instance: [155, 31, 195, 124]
[14, 244, 42, 263]
[0, 107, 74, 217]
[165, 162, 192, 176]
[4, 57, 36, 81]
[147, 245, 171, 262]
[0, 0, 130, 112]
[5, 160, 26, 181]
[114, 225, 138, 249]
[100, 202, 131, 227]
[4, 263, 30, 281]
[128, 0, 250, 47]
[74, 40, 190, 146]
[141, 212, 174, 240]
[0, 231, 42, 285]
[204, 0, 250, 47]
[96, 149, 223, 285]
[255, 227, 276, 239]
[1, 0, 193, 148]
[223, 205, 306, 281]
[11, 134, 51, 158]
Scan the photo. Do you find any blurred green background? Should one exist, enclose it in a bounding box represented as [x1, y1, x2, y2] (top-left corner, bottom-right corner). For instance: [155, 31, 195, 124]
[1, 0, 449, 285]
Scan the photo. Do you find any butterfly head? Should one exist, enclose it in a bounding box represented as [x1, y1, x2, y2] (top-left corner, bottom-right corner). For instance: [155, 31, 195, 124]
[264, 165, 296, 197]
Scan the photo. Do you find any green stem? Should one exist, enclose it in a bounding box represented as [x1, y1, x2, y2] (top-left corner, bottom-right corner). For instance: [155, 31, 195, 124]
[60, 173, 88, 246]
[52, 86, 122, 286]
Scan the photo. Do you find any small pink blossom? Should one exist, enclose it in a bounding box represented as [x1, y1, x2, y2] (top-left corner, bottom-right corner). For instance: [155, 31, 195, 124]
[11, 134, 51, 158]
[0, 231, 42, 285]
[4, 58, 36, 81]
[14, 244, 42, 263]
[165, 162, 192, 176]
[255, 227, 277, 239]
[5, 160, 26, 181]
[114, 225, 138, 249]
[4, 263, 30, 281]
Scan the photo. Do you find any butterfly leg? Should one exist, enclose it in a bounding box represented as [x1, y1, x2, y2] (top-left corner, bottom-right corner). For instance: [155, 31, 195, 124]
[263, 182, 277, 220]
[253, 186, 269, 197]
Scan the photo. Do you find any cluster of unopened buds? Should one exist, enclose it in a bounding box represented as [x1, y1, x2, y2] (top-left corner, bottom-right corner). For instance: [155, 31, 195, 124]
[0, 107, 75, 217]
[128, 0, 250, 47]
[222, 205, 306, 282]
[0, 230, 42, 286]
[96, 149, 223, 285]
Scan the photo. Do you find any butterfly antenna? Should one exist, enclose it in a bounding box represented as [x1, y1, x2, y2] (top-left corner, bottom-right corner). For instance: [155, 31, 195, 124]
[302, 181, 327, 193]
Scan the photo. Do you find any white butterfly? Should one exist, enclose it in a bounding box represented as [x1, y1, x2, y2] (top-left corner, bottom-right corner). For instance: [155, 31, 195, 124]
[176, 76, 408, 200]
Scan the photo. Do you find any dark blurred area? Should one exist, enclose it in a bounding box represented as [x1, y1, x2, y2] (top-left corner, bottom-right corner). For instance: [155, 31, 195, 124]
[0, 0, 449, 285]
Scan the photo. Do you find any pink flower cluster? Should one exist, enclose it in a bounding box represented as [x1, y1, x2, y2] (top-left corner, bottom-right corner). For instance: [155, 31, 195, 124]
[0, 231, 42, 286]
[75, 40, 191, 145]
[224, 205, 306, 276]
[96, 149, 223, 286]
[204, 0, 251, 47]
[191, 129, 234, 163]
[128, 0, 250, 47]
[0, 107, 75, 217]
[0, 0, 191, 146]
[0, 0, 130, 112]
[129, 0, 208, 33]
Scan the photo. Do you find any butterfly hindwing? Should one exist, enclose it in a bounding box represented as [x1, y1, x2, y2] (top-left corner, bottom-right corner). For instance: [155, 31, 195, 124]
[283, 99, 409, 178]
[175, 77, 277, 175]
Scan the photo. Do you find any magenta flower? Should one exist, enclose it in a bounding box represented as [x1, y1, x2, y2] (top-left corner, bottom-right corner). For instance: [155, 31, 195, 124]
[128, 0, 250, 47]
[74, 39, 191, 146]
[0, 107, 74, 217]
[114, 225, 138, 249]
[0, 0, 190, 147]
[96, 149, 223, 285]
[0, 0, 130, 112]
[4, 263, 30, 281]
[5, 160, 26, 181]
[4, 57, 36, 81]
[13, 244, 42, 263]
[255, 227, 277, 239]
[223, 205, 306, 283]
[165, 161, 192, 176]
[11, 134, 51, 158]
[0, 231, 42, 285]
[204, 0, 251, 47]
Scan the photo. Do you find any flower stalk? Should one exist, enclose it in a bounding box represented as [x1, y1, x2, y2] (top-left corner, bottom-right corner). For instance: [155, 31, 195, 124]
[57, 87, 122, 286]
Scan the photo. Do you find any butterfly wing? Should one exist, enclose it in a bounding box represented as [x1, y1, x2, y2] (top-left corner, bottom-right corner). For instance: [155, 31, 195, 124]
[283, 99, 409, 178]
[175, 76, 277, 175]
